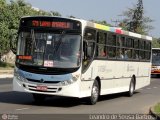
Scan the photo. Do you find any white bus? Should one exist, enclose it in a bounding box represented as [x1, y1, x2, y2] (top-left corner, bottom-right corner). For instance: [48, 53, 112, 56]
[151, 48, 160, 77]
[13, 16, 152, 105]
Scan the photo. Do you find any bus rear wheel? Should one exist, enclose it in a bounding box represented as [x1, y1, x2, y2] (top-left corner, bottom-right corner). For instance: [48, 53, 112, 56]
[87, 80, 100, 105]
[127, 77, 135, 97]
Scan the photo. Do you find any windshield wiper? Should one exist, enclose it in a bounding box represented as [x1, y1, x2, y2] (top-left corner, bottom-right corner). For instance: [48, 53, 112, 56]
[31, 29, 36, 51]
[53, 31, 65, 55]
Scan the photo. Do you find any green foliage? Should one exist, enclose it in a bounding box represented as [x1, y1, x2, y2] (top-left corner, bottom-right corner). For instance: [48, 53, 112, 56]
[0, 61, 14, 68]
[0, 1, 10, 55]
[50, 11, 61, 16]
[0, 0, 61, 57]
[69, 15, 76, 18]
[152, 38, 160, 48]
[119, 0, 153, 35]
[154, 103, 160, 114]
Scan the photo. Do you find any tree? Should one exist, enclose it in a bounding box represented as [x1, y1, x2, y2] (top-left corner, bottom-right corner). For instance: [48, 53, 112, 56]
[119, 0, 153, 35]
[69, 15, 76, 18]
[0, 0, 9, 58]
[0, 0, 6, 7]
[50, 11, 61, 16]
[152, 38, 160, 48]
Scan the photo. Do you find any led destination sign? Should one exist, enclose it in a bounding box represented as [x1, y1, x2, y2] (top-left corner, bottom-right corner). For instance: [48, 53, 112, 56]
[20, 17, 81, 30]
[32, 20, 72, 29]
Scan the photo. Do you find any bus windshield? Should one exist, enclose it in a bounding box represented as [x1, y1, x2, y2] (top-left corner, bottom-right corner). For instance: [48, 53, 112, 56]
[152, 50, 160, 66]
[17, 30, 81, 68]
[152, 56, 160, 66]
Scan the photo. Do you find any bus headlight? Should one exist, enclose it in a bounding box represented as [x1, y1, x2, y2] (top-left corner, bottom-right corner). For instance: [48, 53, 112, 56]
[60, 74, 79, 86]
[14, 69, 26, 82]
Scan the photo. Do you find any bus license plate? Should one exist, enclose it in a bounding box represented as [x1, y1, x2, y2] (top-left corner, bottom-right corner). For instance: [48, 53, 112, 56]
[36, 86, 47, 91]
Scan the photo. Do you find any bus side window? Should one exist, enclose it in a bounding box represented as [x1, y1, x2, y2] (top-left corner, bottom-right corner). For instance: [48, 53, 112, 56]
[97, 32, 107, 58]
[117, 48, 124, 59]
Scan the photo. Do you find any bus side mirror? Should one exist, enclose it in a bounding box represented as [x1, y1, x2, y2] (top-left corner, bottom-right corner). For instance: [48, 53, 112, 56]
[10, 35, 17, 54]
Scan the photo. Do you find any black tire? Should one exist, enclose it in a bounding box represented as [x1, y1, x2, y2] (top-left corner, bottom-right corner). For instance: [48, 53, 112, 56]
[32, 93, 46, 103]
[87, 80, 100, 105]
[127, 77, 135, 97]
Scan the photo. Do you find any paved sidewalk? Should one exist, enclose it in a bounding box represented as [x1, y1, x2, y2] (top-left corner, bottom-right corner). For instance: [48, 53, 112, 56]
[0, 69, 14, 78]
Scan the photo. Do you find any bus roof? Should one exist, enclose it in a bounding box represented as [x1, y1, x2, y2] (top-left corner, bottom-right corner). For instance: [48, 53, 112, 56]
[21, 16, 152, 41]
[82, 20, 152, 41]
[71, 17, 152, 41]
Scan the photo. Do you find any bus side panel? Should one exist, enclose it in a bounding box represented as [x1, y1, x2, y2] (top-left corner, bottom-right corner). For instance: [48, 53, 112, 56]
[79, 80, 93, 98]
[81, 60, 151, 97]
[135, 62, 151, 89]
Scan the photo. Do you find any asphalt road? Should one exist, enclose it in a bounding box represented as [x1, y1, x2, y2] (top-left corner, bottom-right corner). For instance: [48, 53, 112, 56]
[0, 77, 159, 119]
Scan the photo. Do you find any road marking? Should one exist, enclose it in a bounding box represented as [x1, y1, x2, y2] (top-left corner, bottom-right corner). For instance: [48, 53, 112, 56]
[153, 87, 158, 89]
[139, 89, 143, 91]
[146, 88, 151, 89]
[16, 107, 30, 111]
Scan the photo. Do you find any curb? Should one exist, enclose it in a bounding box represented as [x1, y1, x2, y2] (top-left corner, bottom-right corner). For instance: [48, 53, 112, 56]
[0, 69, 13, 73]
[149, 107, 160, 120]
[0, 74, 13, 79]
[0, 69, 14, 79]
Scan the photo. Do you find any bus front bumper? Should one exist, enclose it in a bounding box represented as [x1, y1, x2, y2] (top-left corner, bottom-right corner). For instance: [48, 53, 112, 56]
[13, 77, 81, 98]
[151, 70, 160, 75]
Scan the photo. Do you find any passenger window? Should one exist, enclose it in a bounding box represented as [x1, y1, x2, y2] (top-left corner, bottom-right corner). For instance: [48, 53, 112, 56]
[124, 49, 132, 59]
[117, 48, 124, 59]
[107, 33, 116, 46]
[134, 39, 139, 49]
[139, 51, 145, 60]
[108, 47, 116, 58]
[139, 40, 145, 50]
[126, 38, 133, 48]
[98, 32, 106, 44]
[145, 51, 151, 60]
[117, 36, 125, 47]
[97, 32, 107, 58]
[133, 50, 139, 60]
[145, 41, 151, 50]
[97, 45, 107, 57]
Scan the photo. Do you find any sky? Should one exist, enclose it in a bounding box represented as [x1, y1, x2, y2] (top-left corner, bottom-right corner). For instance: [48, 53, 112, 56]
[24, 0, 159, 38]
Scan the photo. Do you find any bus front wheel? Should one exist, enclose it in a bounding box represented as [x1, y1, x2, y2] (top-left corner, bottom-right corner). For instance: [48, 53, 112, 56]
[87, 80, 100, 105]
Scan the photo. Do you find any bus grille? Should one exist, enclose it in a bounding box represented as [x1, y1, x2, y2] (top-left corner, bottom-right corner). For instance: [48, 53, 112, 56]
[26, 84, 62, 93]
